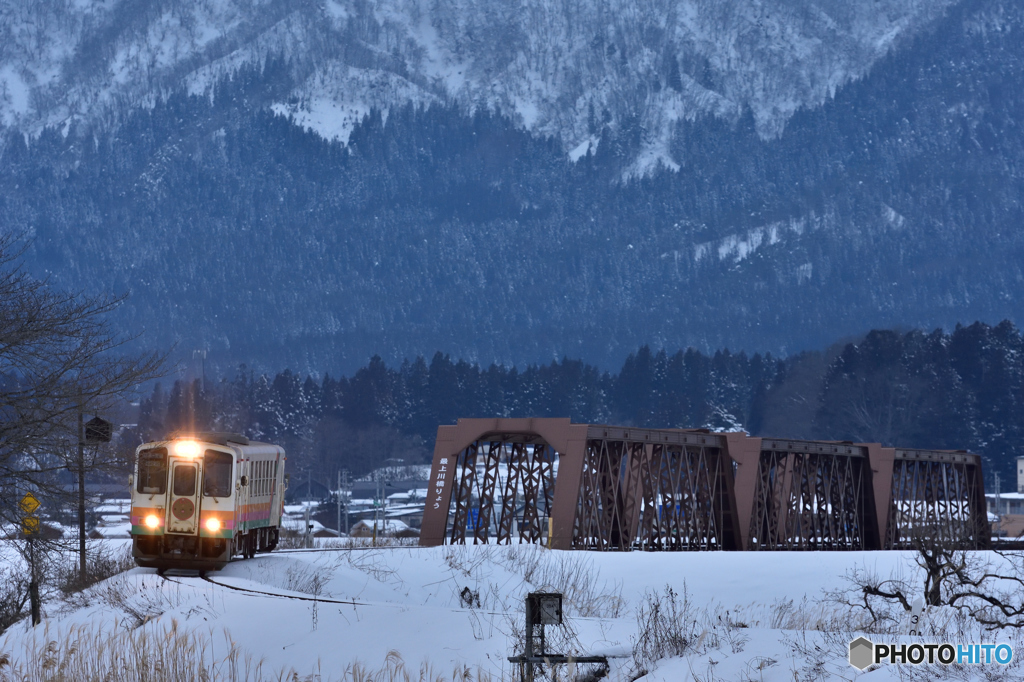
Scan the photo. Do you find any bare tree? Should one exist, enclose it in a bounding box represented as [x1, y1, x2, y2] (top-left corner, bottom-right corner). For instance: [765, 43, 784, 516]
[835, 533, 1024, 631]
[0, 232, 164, 584]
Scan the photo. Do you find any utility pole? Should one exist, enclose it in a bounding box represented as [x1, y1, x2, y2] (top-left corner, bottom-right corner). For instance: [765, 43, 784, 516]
[75, 412, 112, 584]
[304, 503, 311, 549]
[193, 349, 207, 390]
[77, 409, 86, 583]
[372, 460, 401, 546]
[995, 471, 1003, 529]
[342, 469, 350, 535]
[373, 472, 380, 547]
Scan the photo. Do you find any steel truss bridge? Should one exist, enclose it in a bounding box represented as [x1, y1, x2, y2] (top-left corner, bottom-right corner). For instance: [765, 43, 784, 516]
[419, 418, 989, 551]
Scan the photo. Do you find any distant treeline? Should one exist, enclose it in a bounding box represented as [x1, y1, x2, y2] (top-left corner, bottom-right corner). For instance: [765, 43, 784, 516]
[136, 320, 1024, 490]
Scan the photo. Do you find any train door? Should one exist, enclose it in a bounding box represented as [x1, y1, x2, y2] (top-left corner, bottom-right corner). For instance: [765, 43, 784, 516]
[235, 459, 249, 534]
[168, 460, 201, 534]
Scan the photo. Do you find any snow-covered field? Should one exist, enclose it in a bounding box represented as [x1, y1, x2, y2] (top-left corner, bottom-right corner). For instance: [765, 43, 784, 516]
[1, 542, 1021, 681]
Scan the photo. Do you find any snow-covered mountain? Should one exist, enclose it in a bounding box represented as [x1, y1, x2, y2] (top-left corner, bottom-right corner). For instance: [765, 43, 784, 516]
[1, 0, 954, 174]
[2, 0, 1023, 375]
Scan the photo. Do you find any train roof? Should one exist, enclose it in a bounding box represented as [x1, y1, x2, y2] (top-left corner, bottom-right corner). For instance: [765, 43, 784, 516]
[153, 432, 283, 451]
[167, 431, 251, 446]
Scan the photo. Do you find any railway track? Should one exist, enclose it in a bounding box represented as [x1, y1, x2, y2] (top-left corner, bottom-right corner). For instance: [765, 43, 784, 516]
[155, 565, 515, 619]
[158, 571, 369, 606]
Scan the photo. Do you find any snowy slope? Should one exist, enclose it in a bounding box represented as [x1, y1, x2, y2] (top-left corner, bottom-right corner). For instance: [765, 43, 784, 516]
[3, 541, 1022, 680]
[0, 0, 957, 173]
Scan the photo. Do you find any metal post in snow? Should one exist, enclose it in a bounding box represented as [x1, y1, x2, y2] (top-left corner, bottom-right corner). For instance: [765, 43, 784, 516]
[904, 596, 926, 636]
[20, 492, 42, 625]
[524, 598, 535, 682]
[29, 537, 40, 626]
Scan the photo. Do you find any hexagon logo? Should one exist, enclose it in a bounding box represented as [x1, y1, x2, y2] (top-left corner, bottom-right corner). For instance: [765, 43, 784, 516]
[849, 636, 875, 670]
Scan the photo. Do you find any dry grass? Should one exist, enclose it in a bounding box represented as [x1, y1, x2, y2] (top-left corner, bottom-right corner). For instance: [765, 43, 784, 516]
[0, 624, 496, 682]
[442, 544, 625, 619]
[497, 545, 625, 619]
[631, 584, 700, 674]
[337, 650, 496, 682]
[0, 620, 271, 682]
[439, 545, 623, 680]
[280, 562, 331, 596]
[278, 536, 421, 550]
[0, 563, 29, 635]
[56, 542, 136, 596]
[1, 541, 137, 635]
[630, 583, 757, 679]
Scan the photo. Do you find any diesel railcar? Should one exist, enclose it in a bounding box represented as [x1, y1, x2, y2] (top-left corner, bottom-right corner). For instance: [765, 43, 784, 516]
[130, 432, 287, 572]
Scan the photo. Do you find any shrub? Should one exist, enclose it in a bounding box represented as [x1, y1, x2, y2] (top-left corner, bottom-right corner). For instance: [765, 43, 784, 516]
[632, 585, 696, 673]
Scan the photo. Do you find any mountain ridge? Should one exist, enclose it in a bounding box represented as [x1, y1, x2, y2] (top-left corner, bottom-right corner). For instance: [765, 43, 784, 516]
[1, 0, 1021, 377]
[2, 0, 958, 174]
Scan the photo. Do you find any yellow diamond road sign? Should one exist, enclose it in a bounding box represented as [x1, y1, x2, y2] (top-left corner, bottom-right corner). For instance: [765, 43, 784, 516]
[19, 493, 40, 515]
[22, 516, 40, 535]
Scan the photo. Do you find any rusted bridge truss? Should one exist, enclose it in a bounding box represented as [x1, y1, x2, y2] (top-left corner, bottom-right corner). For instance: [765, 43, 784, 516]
[448, 440, 556, 545]
[420, 419, 989, 551]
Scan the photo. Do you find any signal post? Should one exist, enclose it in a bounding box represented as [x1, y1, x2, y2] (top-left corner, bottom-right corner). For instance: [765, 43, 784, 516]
[20, 492, 42, 626]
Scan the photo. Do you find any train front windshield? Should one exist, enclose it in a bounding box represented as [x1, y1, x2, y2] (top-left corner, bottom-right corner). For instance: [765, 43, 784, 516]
[173, 465, 196, 496]
[137, 448, 167, 494]
[203, 450, 233, 497]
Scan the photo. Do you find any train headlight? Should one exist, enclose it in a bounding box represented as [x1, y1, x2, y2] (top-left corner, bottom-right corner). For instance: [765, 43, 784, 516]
[205, 517, 221, 533]
[144, 514, 160, 529]
[174, 440, 201, 458]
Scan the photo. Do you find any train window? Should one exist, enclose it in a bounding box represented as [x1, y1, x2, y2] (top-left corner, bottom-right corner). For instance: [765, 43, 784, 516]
[204, 450, 233, 497]
[173, 465, 196, 496]
[137, 448, 167, 494]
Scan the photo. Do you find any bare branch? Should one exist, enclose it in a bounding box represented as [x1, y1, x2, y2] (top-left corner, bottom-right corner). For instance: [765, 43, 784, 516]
[0, 231, 166, 536]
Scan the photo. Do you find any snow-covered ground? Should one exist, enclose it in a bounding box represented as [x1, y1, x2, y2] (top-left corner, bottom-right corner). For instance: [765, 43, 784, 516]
[0, 542, 1021, 680]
